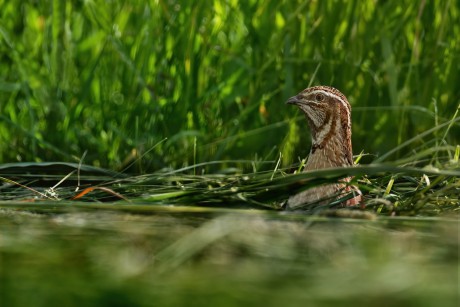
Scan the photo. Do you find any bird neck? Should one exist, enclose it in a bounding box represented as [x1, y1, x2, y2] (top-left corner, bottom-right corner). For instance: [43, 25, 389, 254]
[306, 109, 353, 169]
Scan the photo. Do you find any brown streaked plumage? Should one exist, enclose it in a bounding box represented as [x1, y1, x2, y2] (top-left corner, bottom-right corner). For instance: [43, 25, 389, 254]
[286, 85, 362, 209]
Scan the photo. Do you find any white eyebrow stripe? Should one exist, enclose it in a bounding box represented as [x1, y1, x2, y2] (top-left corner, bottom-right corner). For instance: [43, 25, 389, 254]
[306, 89, 350, 116]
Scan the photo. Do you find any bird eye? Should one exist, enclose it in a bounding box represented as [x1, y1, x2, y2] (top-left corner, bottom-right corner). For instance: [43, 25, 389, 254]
[315, 93, 324, 102]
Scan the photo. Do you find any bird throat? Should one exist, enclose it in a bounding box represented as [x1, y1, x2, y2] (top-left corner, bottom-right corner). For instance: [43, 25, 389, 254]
[306, 110, 352, 169]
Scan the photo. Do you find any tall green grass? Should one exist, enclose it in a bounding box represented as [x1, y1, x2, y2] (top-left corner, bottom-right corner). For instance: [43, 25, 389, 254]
[1, 4, 459, 306]
[0, 0, 459, 172]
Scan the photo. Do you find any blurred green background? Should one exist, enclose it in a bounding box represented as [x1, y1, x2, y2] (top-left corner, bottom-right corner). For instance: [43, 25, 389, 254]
[1, 2, 459, 306]
[0, 0, 459, 171]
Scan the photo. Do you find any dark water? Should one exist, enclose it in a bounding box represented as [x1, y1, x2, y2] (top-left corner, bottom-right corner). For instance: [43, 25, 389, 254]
[0, 204, 458, 307]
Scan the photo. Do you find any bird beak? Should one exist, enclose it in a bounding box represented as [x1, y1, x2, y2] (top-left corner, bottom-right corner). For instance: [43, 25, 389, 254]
[285, 95, 301, 105]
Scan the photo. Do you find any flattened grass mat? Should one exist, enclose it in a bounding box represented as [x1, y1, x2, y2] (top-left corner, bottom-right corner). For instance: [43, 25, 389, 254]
[0, 206, 458, 307]
[1, 162, 459, 306]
